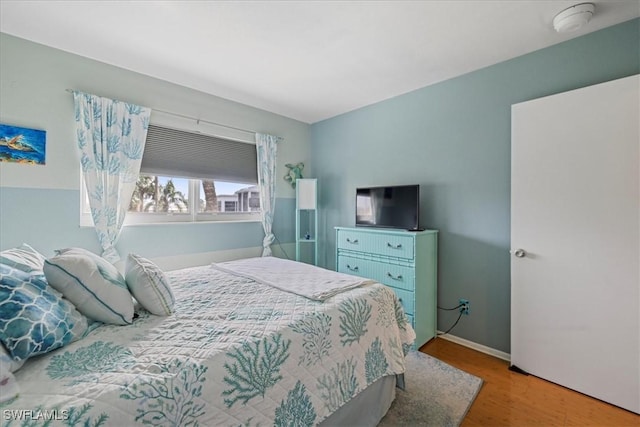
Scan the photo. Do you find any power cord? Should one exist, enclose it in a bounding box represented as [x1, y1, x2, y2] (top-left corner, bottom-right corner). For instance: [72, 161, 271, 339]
[437, 303, 464, 311]
[437, 310, 464, 336]
[436, 303, 465, 336]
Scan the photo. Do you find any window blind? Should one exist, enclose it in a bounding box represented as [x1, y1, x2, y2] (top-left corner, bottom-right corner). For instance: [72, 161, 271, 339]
[140, 124, 258, 183]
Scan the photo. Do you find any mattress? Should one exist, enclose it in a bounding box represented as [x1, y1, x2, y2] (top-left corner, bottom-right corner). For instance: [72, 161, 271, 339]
[2, 258, 415, 426]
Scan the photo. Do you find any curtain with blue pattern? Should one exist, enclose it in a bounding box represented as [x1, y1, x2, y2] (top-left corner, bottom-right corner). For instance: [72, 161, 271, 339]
[255, 133, 279, 256]
[72, 91, 151, 263]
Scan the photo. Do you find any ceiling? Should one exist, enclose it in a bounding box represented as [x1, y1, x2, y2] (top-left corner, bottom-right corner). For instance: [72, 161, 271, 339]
[1, 1, 638, 124]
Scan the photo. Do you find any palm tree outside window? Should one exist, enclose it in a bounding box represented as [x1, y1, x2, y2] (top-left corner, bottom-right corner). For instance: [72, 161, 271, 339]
[129, 175, 189, 213]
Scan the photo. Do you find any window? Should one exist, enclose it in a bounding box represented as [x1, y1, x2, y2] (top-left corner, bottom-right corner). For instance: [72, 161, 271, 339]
[196, 179, 260, 218]
[129, 176, 190, 213]
[81, 123, 261, 225]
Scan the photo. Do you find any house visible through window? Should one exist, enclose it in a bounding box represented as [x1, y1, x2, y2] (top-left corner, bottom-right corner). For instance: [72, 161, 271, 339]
[198, 181, 259, 213]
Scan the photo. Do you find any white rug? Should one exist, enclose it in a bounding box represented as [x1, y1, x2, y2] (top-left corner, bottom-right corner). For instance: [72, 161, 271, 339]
[379, 351, 483, 427]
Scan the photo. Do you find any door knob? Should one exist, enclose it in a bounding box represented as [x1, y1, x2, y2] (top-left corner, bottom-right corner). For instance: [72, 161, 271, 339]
[512, 248, 527, 258]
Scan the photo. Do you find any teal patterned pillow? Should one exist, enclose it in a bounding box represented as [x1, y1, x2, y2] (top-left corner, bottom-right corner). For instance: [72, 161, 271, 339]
[0, 264, 89, 361]
[43, 248, 134, 325]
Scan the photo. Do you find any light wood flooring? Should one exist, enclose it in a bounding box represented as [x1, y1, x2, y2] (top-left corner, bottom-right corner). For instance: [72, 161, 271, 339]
[420, 338, 639, 427]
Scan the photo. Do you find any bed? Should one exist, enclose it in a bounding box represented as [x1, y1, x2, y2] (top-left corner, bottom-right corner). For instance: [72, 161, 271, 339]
[0, 254, 415, 426]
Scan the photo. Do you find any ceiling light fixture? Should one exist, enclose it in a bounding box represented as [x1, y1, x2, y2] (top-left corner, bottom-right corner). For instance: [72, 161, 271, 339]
[553, 3, 595, 33]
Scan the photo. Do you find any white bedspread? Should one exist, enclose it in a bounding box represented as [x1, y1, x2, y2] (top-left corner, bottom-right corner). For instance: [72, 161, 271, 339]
[3, 260, 414, 426]
[211, 256, 374, 301]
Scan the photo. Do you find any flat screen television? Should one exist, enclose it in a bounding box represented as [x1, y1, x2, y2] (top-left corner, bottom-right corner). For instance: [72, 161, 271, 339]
[356, 185, 420, 230]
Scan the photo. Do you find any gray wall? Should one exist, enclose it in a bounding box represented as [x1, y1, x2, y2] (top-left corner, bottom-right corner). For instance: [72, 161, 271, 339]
[311, 19, 640, 353]
[0, 33, 310, 260]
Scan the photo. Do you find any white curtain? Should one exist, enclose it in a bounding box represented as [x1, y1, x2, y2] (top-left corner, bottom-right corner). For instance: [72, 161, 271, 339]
[255, 133, 279, 256]
[73, 91, 151, 263]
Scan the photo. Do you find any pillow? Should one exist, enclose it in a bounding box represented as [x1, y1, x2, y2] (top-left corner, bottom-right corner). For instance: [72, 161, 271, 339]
[125, 254, 175, 316]
[0, 343, 24, 373]
[0, 243, 47, 273]
[43, 248, 133, 325]
[0, 264, 89, 361]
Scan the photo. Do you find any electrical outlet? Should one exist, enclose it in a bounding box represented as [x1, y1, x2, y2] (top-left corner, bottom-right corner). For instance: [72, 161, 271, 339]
[459, 298, 470, 315]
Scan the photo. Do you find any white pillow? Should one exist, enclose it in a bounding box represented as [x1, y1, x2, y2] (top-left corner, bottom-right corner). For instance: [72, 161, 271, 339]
[43, 248, 133, 325]
[0, 243, 46, 272]
[125, 254, 175, 316]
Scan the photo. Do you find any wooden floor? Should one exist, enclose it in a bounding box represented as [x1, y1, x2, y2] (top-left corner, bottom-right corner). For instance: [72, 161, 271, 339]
[420, 338, 639, 427]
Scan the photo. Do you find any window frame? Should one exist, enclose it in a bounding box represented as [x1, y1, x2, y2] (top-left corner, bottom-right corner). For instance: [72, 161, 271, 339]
[79, 112, 263, 227]
[81, 177, 261, 226]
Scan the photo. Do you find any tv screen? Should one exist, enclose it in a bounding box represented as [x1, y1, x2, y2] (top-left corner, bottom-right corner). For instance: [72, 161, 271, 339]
[356, 185, 420, 230]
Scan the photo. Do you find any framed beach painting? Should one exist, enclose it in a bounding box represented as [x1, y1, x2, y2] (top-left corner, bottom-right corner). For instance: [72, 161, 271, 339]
[0, 123, 46, 165]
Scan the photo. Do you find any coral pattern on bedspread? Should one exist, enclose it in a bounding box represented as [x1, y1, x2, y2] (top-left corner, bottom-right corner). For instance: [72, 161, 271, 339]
[1, 263, 415, 426]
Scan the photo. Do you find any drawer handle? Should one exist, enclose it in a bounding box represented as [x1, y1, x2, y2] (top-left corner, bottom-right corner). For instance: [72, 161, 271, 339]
[398, 297, 403, 303]
[346, 238, 359, 244]
[387, 272, 403, 280]
[346, 264, 359, 272]
[387, 242, 402, 249]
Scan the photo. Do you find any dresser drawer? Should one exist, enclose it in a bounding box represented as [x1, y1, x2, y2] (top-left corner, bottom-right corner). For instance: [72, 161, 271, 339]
[392, 288, 415, 316]
[405, 313, 414, 328]
[337, 256, 414, 315]
[336, 229, 415, 260]
[337, 255, 415, 291]
[337, 255, 369, 278]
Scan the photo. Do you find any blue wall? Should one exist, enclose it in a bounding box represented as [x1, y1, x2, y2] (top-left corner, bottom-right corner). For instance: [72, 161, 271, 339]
[311, 19, 640, 353]
[0, 187, 294, 259]
[0, 33, 307, 264]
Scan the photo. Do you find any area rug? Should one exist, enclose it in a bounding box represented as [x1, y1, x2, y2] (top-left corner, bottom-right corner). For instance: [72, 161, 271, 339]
[378, 351, 483, 427]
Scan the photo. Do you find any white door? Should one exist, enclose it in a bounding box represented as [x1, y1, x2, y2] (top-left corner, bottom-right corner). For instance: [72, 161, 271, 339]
[511, 75, 639, 414]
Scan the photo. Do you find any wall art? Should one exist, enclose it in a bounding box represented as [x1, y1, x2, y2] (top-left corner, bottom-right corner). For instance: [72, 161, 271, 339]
[0, 123, 46, 165]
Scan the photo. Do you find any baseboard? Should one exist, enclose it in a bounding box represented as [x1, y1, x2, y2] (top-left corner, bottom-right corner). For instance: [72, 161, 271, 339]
[436, 332, 511, 362]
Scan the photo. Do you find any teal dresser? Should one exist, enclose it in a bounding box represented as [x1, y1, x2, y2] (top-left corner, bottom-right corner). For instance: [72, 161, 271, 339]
[335, 227, 438, 348]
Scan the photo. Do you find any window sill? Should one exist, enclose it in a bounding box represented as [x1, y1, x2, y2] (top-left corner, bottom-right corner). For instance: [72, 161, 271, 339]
[80, 215, 261, 228]
[124, 218, 262, 227]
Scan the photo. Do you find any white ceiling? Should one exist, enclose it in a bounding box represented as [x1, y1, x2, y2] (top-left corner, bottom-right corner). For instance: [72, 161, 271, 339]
[1, 1, 638, 124]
